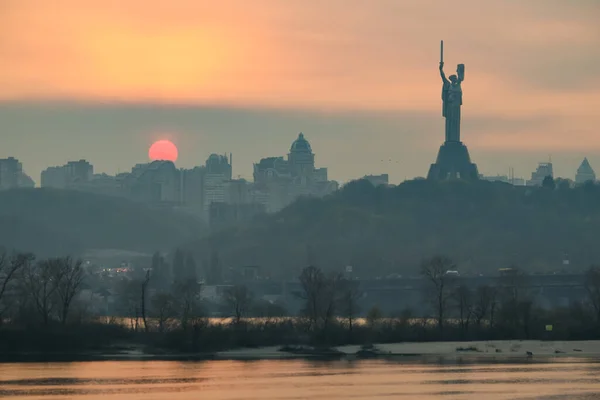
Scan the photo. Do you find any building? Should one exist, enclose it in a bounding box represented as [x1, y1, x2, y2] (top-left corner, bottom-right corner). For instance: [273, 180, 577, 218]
[66, 160, 93, 183]
[480, 174, 525, 186]
[125, 160, 181, 204]
[526, 162, 553, 186]
[17, 172, 35, 188]
[203, 154, 233, 216]
[180, 166, 206, 215]
[0, 157, 25, 190]
[251, 133, 338, 212]
[575, 158, 596, 184]
[363, 174, 389, 186]
[41, 159, 93, 189]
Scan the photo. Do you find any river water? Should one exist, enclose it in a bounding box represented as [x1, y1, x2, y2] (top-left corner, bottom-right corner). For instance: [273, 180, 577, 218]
[1, 358, 599, 399]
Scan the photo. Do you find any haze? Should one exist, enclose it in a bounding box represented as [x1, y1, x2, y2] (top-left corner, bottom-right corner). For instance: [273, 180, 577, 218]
[1, 0, 599, 183]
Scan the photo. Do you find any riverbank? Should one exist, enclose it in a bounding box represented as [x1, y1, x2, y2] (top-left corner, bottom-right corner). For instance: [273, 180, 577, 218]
[2, 340, 600, 363]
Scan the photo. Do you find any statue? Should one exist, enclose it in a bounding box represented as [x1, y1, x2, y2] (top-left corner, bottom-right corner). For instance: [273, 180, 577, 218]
[427, 41, 478, 181]
[439, 40, 464, 143]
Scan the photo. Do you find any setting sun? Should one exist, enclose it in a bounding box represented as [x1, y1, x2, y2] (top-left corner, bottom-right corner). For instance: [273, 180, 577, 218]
[148, 139, 178, 162]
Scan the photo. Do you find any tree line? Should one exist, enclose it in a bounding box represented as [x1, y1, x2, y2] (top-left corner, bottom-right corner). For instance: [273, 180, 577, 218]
[0, 252, 84, 327]
[2, 248, 600, 355]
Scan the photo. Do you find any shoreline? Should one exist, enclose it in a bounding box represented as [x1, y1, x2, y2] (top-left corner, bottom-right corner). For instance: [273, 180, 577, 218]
[2, 340, 600, 363]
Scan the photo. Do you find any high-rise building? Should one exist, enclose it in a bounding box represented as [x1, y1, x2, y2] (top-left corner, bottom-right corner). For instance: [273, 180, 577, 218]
[181, 166, 205, 214]
[575, 158, 596, 184]
[526, 162, 553, 186]
[0, 157, 23, 190]
[203, 154, 232, 216]
[66, 160, 93, 183]
[41, 159, 93, 189]
[125, 160, 181, 204]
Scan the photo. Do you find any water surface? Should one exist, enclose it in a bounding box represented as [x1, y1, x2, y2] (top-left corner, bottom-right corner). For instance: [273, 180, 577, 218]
[1, 358, 599, 399]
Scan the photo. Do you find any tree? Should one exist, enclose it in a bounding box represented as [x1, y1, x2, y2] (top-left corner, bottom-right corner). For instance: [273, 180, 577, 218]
[338, 279, 361, 333]
[453, 284, 473, 338]
[173, 280, 202, 330]
[420, 255, 456, 336]
[0, 252, 33, 323]
[542, 175, 556, 190]
[366, 305, 383, 329]
[151, 291, 176, 333]
[472, 285, 497, 328]
[298, 266, 327, 329]
[51, 257, 85, 325]
[115, 278, 142, 331]
[584, 265, 600, 323]
[141, 270, 150, 332]
[24, 260, 60, 325]
[297, 266, 343, 332]
[497, 267, 534, 337]
[222, 285, 253, 325]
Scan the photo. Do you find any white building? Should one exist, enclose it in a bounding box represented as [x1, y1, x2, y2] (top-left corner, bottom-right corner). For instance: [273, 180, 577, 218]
[575, 158, 596, 184]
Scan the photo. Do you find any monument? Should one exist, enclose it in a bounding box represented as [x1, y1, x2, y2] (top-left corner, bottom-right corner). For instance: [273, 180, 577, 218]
[427, 40, 479, 180]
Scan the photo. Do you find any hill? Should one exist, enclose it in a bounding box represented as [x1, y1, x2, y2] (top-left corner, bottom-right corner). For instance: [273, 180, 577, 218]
[186, 179, 600, 278]
[0, 188, 206, 257]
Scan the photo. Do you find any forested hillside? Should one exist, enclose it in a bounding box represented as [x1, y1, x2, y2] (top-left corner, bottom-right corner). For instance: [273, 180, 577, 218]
[188, 179, 600, 278]
[0, 188, 206, 256]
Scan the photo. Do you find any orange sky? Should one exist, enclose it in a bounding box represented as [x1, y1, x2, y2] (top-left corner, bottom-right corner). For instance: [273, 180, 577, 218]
[1, 0, 600, 182]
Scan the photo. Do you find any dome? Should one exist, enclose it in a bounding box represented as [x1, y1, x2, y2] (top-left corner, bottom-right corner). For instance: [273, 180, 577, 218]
[290, 133, 312, 153]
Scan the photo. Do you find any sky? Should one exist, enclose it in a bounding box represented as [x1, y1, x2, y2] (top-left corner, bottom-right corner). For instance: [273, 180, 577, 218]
[1, 0, 599, 184]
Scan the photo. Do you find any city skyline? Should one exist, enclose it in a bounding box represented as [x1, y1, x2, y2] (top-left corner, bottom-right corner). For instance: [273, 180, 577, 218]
[1, 1, 600, 184]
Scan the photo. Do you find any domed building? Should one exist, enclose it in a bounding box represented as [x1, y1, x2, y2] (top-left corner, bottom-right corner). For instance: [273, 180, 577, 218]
[288, 133, 316, 179]
[252, 132, 338, 212]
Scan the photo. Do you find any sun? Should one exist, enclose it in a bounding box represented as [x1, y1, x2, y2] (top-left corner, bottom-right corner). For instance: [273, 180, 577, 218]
[149, 140, 178, 162]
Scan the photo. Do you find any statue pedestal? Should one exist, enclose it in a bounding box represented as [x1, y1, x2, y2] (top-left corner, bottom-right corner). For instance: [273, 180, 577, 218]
[427, 141, 479, 180]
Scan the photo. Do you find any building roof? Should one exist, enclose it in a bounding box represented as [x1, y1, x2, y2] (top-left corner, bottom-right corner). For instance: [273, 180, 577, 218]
[290, 132, 312, 153]
[577, 157, 595, 175]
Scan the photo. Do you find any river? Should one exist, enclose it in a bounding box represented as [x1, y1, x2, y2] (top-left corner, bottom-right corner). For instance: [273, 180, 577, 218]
[1, 358, 599, 399]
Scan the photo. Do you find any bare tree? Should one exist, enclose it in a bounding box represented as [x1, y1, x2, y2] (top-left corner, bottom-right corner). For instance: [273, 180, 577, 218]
[366, 305, 383, 329]
[24, 260, 61, 325]
[472, 285, 497, 328]
[115, 279, 142, 331]
[584, 265, 600, 323]
[497, 268, 534, 337]
[420, 255, 456, 336]
[151, 291, 176, 333]
[321, 273, 342, 331]
[51, 257, 85, 325]
[173, 280, 202, 330]
[222, 285, 253, 325]
[141, 270, 150, 332]
[298, 266, 327, 329]
[453, 284, 473, 337]
[297, 266, 341, 331]
[338, 279, 361, 333]
[0, 252, 33, 323]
